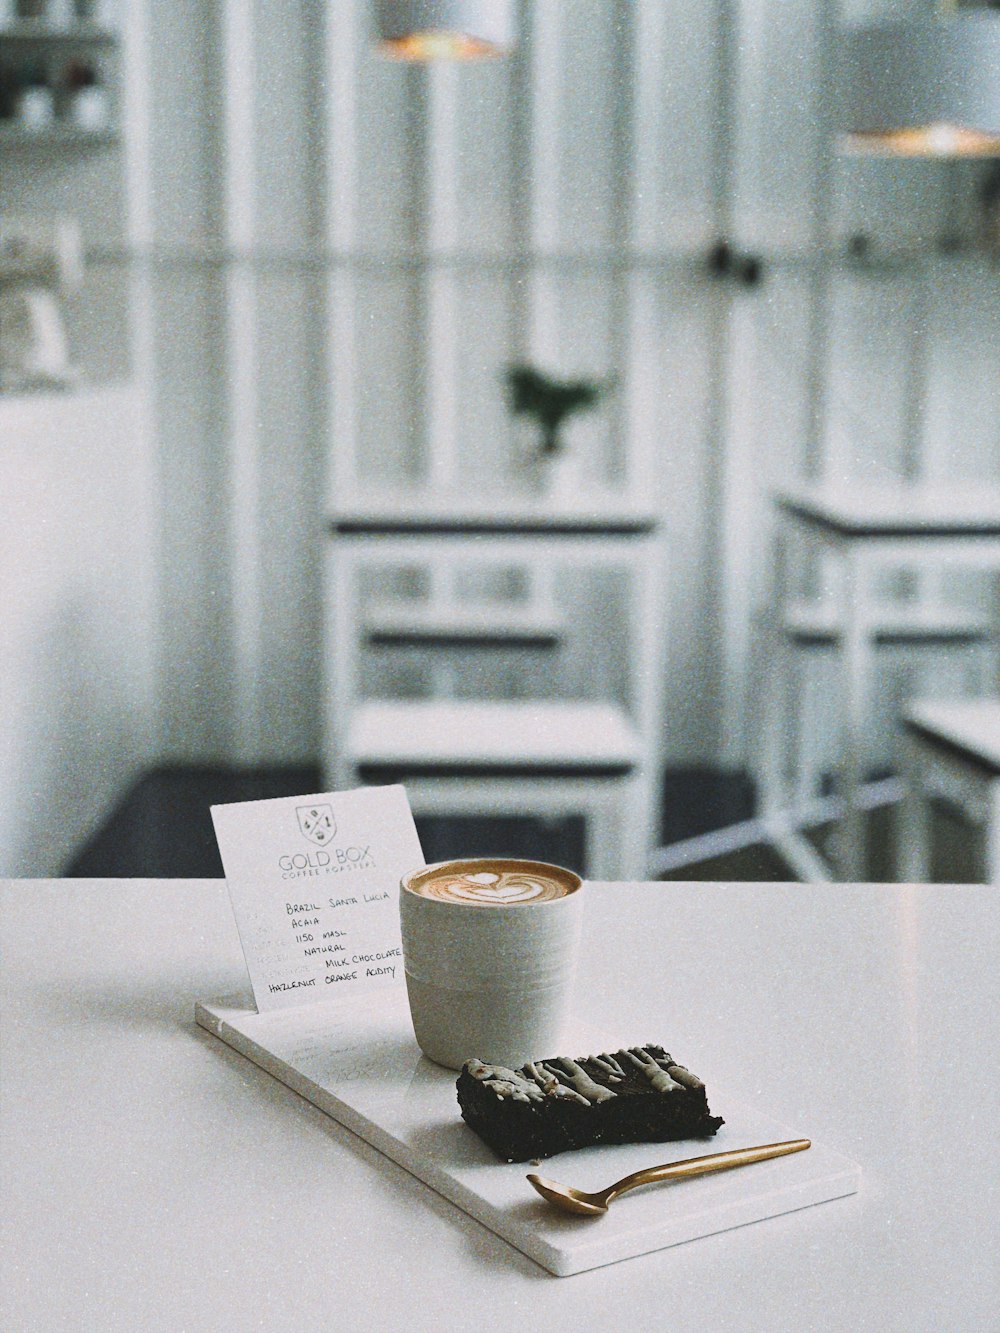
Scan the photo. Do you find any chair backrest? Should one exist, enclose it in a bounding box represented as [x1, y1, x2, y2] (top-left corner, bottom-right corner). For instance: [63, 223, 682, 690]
[359, 544, 563, 701]
[325, 525, 665, 780]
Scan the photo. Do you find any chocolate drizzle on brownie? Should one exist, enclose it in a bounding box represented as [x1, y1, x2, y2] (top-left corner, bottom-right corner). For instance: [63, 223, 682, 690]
[457, 1044, 724, 1162]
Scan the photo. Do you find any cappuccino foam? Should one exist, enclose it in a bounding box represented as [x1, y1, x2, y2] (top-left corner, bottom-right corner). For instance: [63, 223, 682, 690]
[404, 858, 578, 906]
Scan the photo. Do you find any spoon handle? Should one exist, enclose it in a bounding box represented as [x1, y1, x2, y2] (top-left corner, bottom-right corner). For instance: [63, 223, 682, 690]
[605, 1138, 811, 1205]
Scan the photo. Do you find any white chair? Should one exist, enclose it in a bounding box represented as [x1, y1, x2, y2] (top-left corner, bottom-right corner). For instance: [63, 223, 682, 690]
[324, 525, 665, 880]
[898, 699, 1000, 885]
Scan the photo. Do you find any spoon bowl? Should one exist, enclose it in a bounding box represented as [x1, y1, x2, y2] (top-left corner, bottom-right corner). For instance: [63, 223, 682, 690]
[527, 1138, 811, 1217]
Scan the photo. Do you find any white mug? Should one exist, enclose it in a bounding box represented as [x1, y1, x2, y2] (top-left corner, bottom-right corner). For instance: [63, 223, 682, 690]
[399, 858, 584, 1071]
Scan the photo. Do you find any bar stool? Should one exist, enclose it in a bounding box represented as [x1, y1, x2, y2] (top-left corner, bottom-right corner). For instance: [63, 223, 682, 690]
[762, 483, 1000, 881]
[324, 520, 665, 880]
[784, 604, 994, 809]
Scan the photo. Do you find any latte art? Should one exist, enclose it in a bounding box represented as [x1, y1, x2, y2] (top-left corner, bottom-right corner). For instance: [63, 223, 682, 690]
[405, 858, 578, 906]
[419, 870, 566, 905]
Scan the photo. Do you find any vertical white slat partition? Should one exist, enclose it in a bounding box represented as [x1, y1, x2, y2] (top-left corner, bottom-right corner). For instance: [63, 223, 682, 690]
[802, 0, 839, 488]
[323, 0, 360, 785]
[250, 5, 326, 762]
[449, 59, 518, 493]
[524, 0, 562, 371]
[829, 146, 947, 495]
[620, 0, 670, 782]
[119, 0, 158, 757]
[923, 259, 1000, 483]
[553, 3, 622, 486]
[719, 0, 832, 765]
[222, 0, 261, 762]
[631, 1, 726, 762]
[624, 0, 680, 505]
[614, 0, 673, 836]
[717, 0, 764, 768]
[716, 292, 761, 768]
[326, 1, 360, 503]
[623, 0, 661, 502]
[602, 2, 631, 493]
[424, 61, 461, 491]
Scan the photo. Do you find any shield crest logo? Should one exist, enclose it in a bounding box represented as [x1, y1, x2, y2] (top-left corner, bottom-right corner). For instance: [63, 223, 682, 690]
[297, 804, 336, 847]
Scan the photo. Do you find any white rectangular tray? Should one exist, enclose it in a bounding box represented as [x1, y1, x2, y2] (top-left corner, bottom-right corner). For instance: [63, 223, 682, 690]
[195, 989, 860, 1276]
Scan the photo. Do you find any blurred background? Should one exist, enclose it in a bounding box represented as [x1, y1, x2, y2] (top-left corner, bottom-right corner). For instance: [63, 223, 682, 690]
[2, 0, 998, 882]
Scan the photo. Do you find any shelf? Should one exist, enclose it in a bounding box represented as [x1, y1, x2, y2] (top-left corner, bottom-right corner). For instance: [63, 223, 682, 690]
[0, 20, 120, 151]
[51, 241, 1000, 278]
[0, 380, 135, 430]
[0, 121, 117, 149]
[0, 21, 117, 44]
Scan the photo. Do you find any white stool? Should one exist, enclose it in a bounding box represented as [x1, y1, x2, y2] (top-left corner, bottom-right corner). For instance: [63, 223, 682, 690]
[764, 484, 1000, 881]
[899, 699, 1000, 885]
[344, 699, 644, 880]
[325, 522, 666, 883]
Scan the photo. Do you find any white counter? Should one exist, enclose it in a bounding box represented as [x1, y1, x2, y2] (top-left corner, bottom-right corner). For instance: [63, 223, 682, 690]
[2, 878, 996, 1330]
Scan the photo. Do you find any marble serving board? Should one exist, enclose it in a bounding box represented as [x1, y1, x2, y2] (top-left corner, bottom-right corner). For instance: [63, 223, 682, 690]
[195, 989, 860, 1277]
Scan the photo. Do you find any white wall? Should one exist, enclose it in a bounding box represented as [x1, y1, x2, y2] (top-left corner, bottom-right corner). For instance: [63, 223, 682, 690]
[126, 0, 989, 774]
[0, 387, 156, 875]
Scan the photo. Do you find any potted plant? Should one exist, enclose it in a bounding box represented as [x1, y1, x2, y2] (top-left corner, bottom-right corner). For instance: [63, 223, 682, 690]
[505, 362, 610, 496]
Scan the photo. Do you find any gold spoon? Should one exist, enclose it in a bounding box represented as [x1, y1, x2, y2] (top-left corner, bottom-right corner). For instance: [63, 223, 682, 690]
[527, 1137, 811, 1216]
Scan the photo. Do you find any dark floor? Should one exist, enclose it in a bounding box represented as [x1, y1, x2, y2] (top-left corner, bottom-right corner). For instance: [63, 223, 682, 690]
[65, 762, 979, 882]
[656, 803, 982, 883]
[67, 766, 325, 879]
[66, 764, 755, 878]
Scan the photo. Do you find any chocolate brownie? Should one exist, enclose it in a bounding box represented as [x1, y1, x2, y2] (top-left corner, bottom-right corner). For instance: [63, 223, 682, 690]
[457, 1045, 724, 1162]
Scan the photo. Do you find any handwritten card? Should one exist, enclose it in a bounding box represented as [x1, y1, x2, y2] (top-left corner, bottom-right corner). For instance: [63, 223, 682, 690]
[211, 785, 424, 1012]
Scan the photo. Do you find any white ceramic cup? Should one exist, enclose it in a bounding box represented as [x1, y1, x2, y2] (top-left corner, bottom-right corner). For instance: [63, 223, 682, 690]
[399, 857, 584, 1071]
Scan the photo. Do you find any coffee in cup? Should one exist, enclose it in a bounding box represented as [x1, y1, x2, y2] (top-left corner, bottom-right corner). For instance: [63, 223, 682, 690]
[399, 858, 583, 1070]
[405, 862, 575, 905]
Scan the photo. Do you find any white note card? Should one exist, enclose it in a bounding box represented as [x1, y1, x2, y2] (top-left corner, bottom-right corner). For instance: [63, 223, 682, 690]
[211, 785, 424, 1012]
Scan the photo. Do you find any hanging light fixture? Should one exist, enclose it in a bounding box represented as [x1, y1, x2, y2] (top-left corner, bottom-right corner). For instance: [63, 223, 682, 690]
[374, 0, 516, 60]
[841, 6, 1000, 157]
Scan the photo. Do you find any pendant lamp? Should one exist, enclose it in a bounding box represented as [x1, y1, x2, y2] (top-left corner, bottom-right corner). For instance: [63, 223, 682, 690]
[374, 0, 516, 60]
[841, 8, 1000, 157]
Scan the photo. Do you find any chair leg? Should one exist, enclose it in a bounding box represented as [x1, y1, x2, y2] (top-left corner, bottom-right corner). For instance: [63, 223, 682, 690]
[760, 530, 792, 822]
[760, 632, 793, 821]
[618, 775, 653, 882]
[898, 733, 932, 883]
[795, 648, 826, 810]
[401, 776, 640, 882]
[584, 796, 620, 881]
[987, 779, 1000, 888]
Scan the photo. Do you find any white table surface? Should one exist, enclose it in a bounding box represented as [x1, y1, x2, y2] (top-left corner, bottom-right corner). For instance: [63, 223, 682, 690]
[904, 699, 1000, 771]
[777, 483, 1000, 535]
[2, 878, 997, 1332]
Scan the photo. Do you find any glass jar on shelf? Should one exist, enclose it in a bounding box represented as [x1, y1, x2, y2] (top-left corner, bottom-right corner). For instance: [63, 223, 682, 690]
[15, 62, 54, 128]
[61, 55, 106, 129]
[45, 0, 76, 28]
